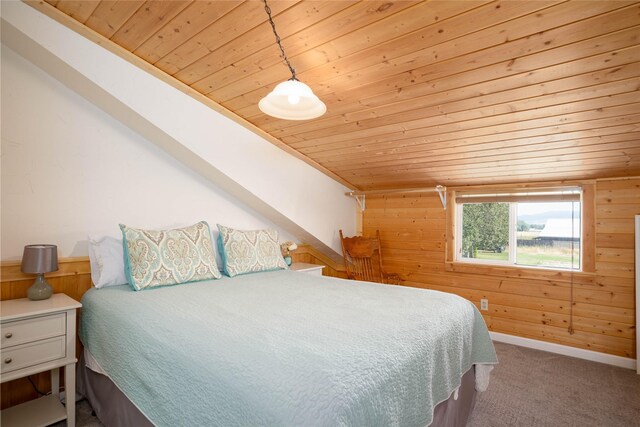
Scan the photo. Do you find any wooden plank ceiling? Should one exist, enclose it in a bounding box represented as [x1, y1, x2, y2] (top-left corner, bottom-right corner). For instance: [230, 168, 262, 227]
[42, 0, 640, 190]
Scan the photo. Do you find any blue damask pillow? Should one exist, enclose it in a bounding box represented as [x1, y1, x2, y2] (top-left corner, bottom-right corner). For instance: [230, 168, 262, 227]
[217, 224, 288, 277]
[120, 221, 221, 291]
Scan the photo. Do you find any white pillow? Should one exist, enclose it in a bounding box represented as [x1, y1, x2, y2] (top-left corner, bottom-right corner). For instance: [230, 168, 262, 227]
[88, 236, 128, 288]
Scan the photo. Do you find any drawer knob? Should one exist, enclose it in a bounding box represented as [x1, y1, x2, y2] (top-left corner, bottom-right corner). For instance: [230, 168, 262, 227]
[4, 358, 11, 364]
[4, 332, 12, 338]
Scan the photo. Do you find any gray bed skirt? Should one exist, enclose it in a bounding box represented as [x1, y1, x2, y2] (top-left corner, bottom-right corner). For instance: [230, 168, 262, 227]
[77, 354, 477, 427]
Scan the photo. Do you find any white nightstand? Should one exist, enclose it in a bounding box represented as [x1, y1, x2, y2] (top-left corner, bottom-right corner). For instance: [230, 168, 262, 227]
[1, 293, 81, 427]
[290, 262, 325, 276]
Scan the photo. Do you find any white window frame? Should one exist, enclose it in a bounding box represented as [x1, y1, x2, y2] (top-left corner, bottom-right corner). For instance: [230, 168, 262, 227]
[454, 188, 583, 272]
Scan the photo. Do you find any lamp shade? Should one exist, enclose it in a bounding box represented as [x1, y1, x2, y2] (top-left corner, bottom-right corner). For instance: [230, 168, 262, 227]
[258, 80, 326, 120]
[21, 244, 58, 274]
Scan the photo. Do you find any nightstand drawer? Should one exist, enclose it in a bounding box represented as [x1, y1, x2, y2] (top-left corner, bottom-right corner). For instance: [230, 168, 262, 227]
[1, 313, 66, 349]
[1, 336, 66, 374]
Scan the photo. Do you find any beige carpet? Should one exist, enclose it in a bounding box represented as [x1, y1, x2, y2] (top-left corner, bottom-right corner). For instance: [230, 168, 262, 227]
[468, 342, 640, 427]
[59, 342, 640, 427]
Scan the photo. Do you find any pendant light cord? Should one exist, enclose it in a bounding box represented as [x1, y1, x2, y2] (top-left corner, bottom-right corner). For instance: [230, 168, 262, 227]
[263, 0, 297, 81]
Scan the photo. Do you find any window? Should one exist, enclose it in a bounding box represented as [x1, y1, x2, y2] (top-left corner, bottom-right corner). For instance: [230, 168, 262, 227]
[454, 188, 581, 271]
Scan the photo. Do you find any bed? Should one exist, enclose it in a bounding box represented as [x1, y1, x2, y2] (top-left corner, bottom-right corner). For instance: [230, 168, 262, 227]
[78, 269, 497, 426]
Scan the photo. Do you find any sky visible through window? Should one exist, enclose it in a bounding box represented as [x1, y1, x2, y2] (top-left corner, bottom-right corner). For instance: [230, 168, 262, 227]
[518, 201, 580, 224]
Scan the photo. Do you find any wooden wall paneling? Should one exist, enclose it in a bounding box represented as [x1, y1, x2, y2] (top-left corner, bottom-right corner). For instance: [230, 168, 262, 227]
[597, 178, 640, 191]
[596, 232, 636, 250]
[596, 187, 640, 204]
[485, 303, 633, 339]
[597, 203, 640, 219]
[407, 277, 634, 323]
[363, 177, 639, 359]
[430, 297, 630, 356]
[594, 177, 640, 338]
[488, 317, 632, 356]
[596, 248, 636, 263]
[0, 258, 92, 300]
[403, 278, 633, 357]
[1, 374, 58, 410]
[574, 301, 634, 325]
[83, 0, 145, 39]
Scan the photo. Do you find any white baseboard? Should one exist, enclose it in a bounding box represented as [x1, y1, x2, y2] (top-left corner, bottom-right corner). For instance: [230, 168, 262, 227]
[490, 331, 637, 370]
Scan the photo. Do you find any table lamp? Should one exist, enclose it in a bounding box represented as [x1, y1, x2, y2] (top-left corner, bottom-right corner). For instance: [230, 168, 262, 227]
[21, 244, 58, 300]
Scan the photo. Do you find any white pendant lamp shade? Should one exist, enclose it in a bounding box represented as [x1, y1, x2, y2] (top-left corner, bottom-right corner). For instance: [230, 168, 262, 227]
[259, 79, 326, 120]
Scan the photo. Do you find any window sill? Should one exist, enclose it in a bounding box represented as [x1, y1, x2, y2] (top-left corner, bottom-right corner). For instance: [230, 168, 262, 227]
[444, 261, 596, 284]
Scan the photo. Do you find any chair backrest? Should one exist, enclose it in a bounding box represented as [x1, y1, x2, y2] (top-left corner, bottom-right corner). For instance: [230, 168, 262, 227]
[339, 230, 385, 283]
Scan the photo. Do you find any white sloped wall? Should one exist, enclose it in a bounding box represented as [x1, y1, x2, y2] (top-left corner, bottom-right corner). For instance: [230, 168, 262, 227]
[0, 1, 356, 260]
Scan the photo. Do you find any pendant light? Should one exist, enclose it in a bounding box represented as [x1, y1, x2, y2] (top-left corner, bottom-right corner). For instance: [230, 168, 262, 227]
[258, 0, 326, 120]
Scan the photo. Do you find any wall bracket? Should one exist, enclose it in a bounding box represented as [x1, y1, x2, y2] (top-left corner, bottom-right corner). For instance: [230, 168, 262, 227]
[352, 194, 365, 211]
[436, 185, 447, 209]
[346, 185, 447, 211]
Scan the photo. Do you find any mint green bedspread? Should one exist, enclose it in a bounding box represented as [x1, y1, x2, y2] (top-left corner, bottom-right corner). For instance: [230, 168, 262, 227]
[80, 270, 497, 426]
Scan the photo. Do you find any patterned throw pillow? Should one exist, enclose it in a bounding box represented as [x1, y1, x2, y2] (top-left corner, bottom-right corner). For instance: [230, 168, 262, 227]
[120, 221, 221, 291]
[217, 224, 288, 277]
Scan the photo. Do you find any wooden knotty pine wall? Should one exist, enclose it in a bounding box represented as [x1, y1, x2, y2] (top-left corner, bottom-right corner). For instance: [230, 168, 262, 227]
[364, 177, 639, 359]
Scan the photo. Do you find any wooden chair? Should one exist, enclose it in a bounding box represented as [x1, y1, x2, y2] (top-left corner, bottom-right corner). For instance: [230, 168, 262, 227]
[339, 230, 401, 285]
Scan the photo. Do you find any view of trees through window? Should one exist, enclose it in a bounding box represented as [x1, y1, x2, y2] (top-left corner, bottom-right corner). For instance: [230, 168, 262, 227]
[460, 201, 580, 270]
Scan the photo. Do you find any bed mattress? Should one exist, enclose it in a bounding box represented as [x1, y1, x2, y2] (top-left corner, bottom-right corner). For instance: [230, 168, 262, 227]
[79, 270, 497, 426]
